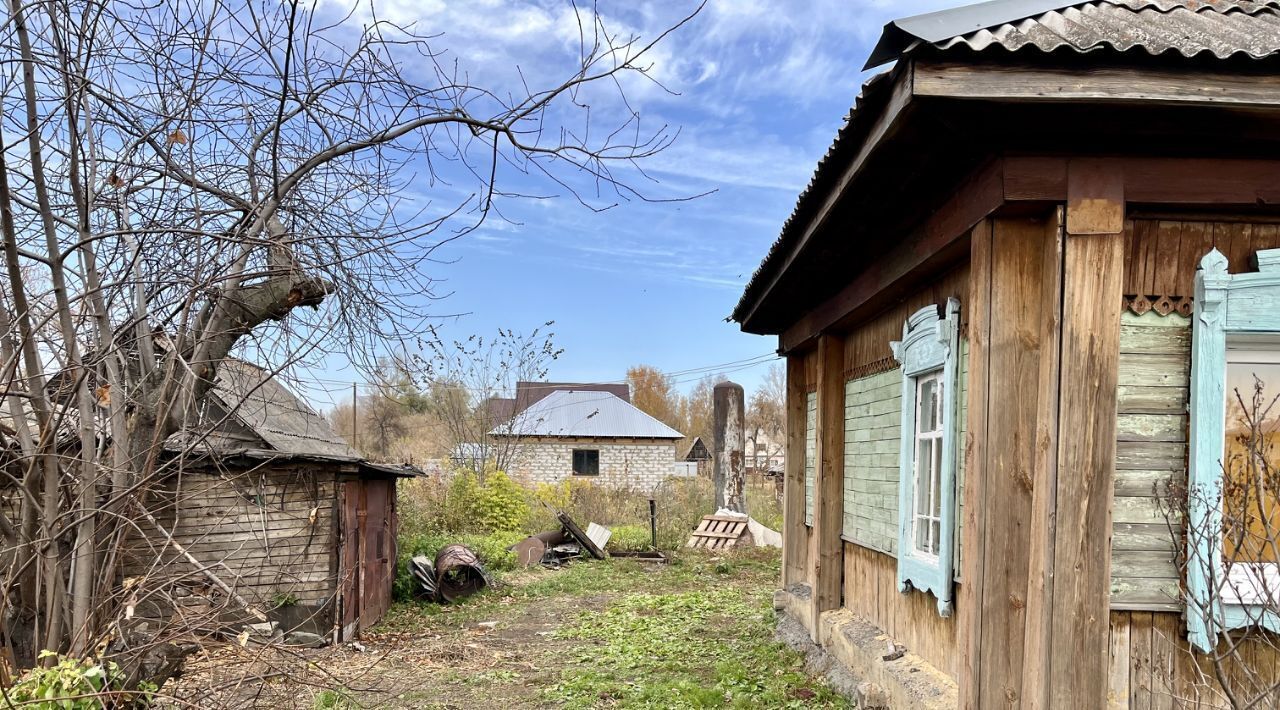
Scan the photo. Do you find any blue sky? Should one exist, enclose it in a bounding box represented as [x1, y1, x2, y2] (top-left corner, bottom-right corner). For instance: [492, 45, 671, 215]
[308, 0, 960, 408]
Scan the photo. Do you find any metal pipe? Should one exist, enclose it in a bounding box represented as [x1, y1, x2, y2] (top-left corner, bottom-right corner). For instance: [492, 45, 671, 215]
[649, 498, 657, 550]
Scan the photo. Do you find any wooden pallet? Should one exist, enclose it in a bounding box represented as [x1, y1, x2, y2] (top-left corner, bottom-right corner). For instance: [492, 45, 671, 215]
[686, 514, 753, 550]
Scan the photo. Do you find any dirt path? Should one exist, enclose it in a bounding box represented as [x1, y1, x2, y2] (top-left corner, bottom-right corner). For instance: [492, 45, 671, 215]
[166, 550, 849, 709]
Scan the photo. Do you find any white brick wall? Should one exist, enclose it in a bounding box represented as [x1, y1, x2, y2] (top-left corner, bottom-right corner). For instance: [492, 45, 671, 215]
[505, 437, 679, 493]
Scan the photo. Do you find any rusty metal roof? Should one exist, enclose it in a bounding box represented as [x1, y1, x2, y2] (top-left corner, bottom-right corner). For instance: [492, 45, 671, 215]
[732, 0, 1280, 328]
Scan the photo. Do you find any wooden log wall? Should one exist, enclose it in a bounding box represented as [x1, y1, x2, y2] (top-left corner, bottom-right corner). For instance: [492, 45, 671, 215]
[123, 465, 338, 607]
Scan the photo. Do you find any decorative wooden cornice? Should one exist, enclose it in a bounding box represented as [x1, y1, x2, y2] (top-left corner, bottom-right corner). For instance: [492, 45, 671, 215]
[844, 356, 899, 381]
[1123, 295, 1193, 317]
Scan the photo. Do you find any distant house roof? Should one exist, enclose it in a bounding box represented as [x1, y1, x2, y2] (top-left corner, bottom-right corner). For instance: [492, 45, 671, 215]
[683, 436, 711, 461]
[513, 381, 630, 413]
[492, 390, 682, 439]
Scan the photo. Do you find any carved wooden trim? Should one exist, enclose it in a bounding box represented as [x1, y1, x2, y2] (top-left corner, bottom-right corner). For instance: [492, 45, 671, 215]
[844, 356, 899, 381]
[1123, 295, 1193, 317]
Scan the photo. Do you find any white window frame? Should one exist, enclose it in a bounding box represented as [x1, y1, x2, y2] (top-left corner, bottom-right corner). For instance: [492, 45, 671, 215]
[911, 371, 945, 560]
[890, 297, 961, 617]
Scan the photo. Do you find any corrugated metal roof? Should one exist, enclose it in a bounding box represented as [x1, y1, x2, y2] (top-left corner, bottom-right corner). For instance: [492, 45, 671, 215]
[733, 0, 1280, 326]
[929, 0, 1280, 63]
[492, 390, 683, 439]
[207, 360, 359, 459]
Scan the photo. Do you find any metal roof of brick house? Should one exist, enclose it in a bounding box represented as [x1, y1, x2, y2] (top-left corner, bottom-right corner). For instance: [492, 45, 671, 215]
[732, 0, 1280, 325]
[491, 390, 683, 439]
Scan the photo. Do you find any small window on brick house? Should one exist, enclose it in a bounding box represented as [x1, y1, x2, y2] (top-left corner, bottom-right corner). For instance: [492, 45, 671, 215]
[572, 449, 599, 476]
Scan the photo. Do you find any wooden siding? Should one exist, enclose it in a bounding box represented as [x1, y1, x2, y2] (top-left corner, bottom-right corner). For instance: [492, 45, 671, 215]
[1123, 218, 1280, 300]
[842, 368, 902, 554]
[124, 465, 338, 607]
[960, 214, 1065, 708]
[1108, 611, 1280, 709]
[1113, 311, 1188, 611]
[843, 542, 958, 680]
[804, 392, 817, 527]
[840, 265, 970, 376]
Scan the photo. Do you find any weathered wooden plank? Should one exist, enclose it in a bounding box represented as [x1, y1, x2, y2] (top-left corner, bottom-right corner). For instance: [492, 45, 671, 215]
[1113, 496, 1179, 526]
[1114, 468, 1178, 498]
[1118, 354, 1190, 387]
[914, 62, 1280, 109]
[783, 355, 808, 588]
[1109, 612, 1132, 709]
[1049, 224, 1124, 707]
[1111, 549, 1179, 580]
[1131, 612, 1155, 710]
[1117, 386, 1187, 415]
[958, 219, 993, 710]
[1150, 613, 1180, 710]
[1114, 523, 1181, 553]
[1119, 323, 1190, 355]
[1116, 413, 1186, 443]
[1022, 207, 1065, 710]
[810, 334, 845, 641]
[1111, 578, 1177, 611]
[977, 216, 1048, 708]
[1116, 441, 1186, 471]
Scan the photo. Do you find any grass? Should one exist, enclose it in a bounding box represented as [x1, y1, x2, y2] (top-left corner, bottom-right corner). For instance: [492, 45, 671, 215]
[376, 547, 849, 709]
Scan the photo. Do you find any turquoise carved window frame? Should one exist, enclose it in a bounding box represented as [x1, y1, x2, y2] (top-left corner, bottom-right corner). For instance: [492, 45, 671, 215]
[1188, 247, 1280, 652]
[891, 298, 961, 617]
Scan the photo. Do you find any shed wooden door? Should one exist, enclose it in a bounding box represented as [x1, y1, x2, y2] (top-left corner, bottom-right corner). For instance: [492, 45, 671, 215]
[338, 478, 396, 640]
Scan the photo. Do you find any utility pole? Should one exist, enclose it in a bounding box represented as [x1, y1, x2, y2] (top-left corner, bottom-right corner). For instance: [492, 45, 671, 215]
[713, 380, 746, 513]
[352, 382, 358, 451]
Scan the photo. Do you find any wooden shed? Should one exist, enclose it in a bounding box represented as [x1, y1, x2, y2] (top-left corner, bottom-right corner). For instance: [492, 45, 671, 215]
[732, 1, 1280, 707]
[125, 360, 413, 643]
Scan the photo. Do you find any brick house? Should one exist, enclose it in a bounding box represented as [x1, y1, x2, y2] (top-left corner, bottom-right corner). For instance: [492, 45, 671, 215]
[491, 389, 684, 490]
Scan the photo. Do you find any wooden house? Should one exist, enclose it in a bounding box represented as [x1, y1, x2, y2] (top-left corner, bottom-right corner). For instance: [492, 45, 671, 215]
[126, 360, 414, 643]
[732, 1, 1280, 707]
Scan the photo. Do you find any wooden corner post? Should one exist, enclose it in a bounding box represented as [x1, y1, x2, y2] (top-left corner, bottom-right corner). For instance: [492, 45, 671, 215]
[1048, 159, 1125, 707]
[808, 333, 845, 641]
[782, 355, 809, 588]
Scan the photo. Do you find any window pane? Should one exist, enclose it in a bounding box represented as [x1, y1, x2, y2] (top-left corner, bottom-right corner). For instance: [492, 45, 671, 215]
[916, 439, 932, 514]
[919, 378, 938, 432]
[1223, 356, 1280, 563]
[916, 516, 929, 552]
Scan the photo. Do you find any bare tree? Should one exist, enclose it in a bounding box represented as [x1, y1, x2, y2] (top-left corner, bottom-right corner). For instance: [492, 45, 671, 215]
[0, 0, 700, 688]
[745, 364, 785, 474]
[416, 324, 562, 476]
[1162, 377, 1280, 708]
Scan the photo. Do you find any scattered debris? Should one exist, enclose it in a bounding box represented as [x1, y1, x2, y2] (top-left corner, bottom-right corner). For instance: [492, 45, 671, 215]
[410, 555, 438, 600]
[435, 544, 490, 603]
[608, 550, 669, 564]
[509, 510, 611, 568]
[284, 631, 326, 648]
[476, 621, 498, 631]
[686, 509, 782, 550]
[558, 511, 607, 559]
[510, 530, 567, 567]
[407, 545, 491, 603]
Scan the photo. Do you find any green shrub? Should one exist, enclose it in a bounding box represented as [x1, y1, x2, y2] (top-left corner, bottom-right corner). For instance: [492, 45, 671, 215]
[8, 651, 154, 708]
[474, 471, 530, 533]
[607, 524, 653, 551]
